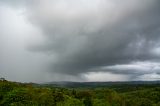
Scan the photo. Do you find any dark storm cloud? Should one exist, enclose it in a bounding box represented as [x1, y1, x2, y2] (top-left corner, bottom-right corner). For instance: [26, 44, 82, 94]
[25, 0, 160, 76]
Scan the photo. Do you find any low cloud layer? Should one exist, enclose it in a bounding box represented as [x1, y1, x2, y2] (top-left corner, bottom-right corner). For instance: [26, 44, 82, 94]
[0, 0, 160, 82]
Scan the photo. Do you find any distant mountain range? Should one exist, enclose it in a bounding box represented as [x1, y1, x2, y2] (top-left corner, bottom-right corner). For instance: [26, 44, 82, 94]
[41, 81, 160, 88]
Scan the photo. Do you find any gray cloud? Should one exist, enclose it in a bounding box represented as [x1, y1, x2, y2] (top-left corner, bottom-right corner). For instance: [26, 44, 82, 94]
[1, 0, 160, 82]
[26, 0, 160, 75]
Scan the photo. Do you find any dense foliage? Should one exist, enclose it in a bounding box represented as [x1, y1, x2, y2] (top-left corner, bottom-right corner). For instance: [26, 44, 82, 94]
[0, 80, 160, 106]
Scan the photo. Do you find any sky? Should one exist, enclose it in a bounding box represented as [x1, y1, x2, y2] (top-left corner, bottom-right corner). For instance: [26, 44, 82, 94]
[0, 0, 160, 82]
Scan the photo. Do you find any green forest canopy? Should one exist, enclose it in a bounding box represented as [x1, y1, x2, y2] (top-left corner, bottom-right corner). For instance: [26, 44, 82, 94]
[0, 80, 160, 106]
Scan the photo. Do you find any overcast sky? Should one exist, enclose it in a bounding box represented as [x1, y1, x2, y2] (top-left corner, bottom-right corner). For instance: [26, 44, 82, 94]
[0, 0, 160, 82]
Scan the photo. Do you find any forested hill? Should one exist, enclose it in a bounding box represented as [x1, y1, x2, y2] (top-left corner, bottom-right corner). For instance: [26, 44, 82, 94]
[1, 80, 160, 106]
